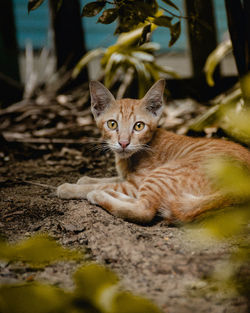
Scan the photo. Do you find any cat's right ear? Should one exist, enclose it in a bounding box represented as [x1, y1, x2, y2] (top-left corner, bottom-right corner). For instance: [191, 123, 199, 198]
[89, 81, 116, 118]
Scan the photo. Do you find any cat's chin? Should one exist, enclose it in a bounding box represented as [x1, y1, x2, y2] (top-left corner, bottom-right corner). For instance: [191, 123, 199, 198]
[115, 150, 134, 159]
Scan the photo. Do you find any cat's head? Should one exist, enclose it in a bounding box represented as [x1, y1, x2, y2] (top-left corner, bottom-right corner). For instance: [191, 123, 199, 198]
[89, 80, 165, 158]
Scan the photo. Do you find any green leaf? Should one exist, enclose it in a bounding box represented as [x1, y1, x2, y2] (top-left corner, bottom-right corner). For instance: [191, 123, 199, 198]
[28, 0, 45, 13]
[189, 104, 220, 132]
[0, 234, 83, 267]
[81, 1, 106, 17]
[153, 16, 173, 27]
[0, 283, 68, 313]
[161, 0, 179, 11]
[206, 158, 250, 198]
[98, 8, 118, 24]
[72, 48, 105, 79]
[104, 52, 124, 88]
[138, 42, 160, 53]
[135, 1, 157, 19]
[220, 105, 250, 145]
[169, 21, 181, 47]
[114, 291, 162, 313]
[139, 24, 152, 45]
[126, 56, 151, 97]
[152, 63, 180, 78]
[204, 40, 232, 87]
[74, 263, 118, 301]
[131, 51, 154, 62]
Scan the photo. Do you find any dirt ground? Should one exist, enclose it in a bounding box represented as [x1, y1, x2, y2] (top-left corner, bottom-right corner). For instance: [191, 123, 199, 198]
[0, 142, 248, 313]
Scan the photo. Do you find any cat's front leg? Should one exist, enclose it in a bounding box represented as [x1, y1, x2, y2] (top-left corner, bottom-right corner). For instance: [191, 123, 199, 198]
[57, 183, 94, 199]
[76, 176, 121, 185]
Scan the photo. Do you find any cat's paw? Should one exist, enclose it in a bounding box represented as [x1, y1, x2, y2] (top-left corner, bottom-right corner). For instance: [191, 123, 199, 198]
[87, 190, 103, 205]
[77, 176, 96, 185]
[57, 183, 79, 199]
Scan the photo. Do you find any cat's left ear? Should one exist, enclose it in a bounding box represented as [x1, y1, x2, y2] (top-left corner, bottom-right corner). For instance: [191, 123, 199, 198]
[142, 79, 165, 117]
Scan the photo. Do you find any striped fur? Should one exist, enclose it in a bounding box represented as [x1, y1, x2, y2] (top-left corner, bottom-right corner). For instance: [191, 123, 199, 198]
[57, 80, 250, 224]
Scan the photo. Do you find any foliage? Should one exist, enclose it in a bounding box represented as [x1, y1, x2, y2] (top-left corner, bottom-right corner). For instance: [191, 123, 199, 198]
[28, 0, 182, 98]
[187, 108, 250, 299]
[28, 0, 46, 13]
[204, 39, 232, 87]
[0, 234, 83, 267]
[81, 0, 181, 47]
[73, 22, 179, 98]
[191, 73, 250, 145]
[0, 235, 162, 313]
[198, 40, 250, 144]
[28, 0, 182, 48]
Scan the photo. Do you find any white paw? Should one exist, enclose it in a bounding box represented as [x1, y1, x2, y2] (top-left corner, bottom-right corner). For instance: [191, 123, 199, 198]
[87, 190, 103, 205]
[57, 183, 77, 199]
[77, 176, 94, 185]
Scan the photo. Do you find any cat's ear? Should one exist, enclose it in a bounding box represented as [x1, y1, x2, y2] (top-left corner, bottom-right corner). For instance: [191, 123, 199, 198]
[142, 79, 165, 117]
[89, 81, 116, 118]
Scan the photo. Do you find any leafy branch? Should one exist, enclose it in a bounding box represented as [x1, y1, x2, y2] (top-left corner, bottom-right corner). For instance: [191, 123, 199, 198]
[28, 0, 182, 48]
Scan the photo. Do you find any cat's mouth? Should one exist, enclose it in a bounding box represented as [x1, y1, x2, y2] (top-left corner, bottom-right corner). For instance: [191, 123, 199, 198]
[108, 142, 143, 158]
[112, 145, 137, 158]
[116, 148, 134, 158]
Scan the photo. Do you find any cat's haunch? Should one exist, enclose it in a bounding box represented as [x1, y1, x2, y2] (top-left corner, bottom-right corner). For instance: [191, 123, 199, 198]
[57, 80, 250, 224]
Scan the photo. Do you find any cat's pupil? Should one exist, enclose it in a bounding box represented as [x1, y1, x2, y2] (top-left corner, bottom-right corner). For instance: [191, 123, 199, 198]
[107, 120, 118, 130]
[134, 122, 145, 131]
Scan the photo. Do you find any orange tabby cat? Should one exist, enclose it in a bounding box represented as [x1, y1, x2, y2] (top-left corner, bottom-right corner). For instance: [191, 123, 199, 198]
[57, 80, 250, 223]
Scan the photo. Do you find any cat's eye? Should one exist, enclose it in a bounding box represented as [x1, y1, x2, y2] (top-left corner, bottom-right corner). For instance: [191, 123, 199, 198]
[134, 121, 145, 131]
[107, 120, 118, 130]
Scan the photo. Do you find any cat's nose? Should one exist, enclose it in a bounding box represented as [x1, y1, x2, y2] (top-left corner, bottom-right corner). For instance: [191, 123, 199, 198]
[119, 140, 130, 149]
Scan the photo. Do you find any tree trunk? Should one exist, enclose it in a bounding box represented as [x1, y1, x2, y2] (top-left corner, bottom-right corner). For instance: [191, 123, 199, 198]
[185, 0, 220, 81]
[0, 0, 23, 106]
[49, 0, 88, 87]
[225, 0, 250, 104]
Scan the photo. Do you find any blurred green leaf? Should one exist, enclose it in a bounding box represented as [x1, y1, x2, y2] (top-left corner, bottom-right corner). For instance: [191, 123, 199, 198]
[81, 1, 106, 17]
[189, 87, 243, 133]
[0, 235, 162, 313]
[72, 48, 105, 79]
[220, 107, 250, 145]
[169, 21, 181, 47]
[153, 16, 173, 27]
[0, 283, 68, 313]
[138, 42, 161, 53]
[113, 291, 162, 313]
[74, 264, 118, 302]
[98, 8, 119, 24]
[207, 158, 250, 198]
[73, 14, 179, 98]
[152, 63, 180, 78]
[28, 0, 45, 13]
[131, 51, 154, 62]
[204, 206, 249, 239]
[205, 40, 232, 87]
[161, 0, 179, 11]
[139, 24, 152, 45]
[0, 234, 83, 267]
[104, 52, 124, 88]
[189, 104, 220, 132]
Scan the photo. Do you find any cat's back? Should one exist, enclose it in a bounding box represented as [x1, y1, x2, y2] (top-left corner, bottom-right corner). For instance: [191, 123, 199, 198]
[151, 128, 250, 165]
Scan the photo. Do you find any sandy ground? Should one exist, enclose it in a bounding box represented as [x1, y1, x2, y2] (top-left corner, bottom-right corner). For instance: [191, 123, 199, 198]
[0, 144, 248, 313]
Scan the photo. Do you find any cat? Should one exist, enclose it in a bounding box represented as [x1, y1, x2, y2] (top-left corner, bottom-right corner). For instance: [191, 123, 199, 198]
[57, 80, 250, 224]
